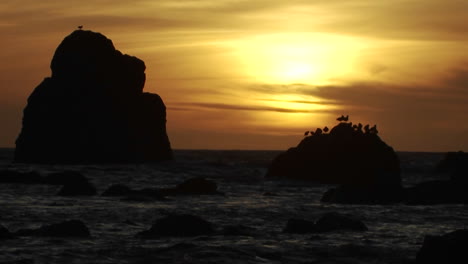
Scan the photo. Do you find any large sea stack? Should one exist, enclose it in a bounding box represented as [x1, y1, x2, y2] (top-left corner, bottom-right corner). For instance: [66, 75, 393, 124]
[266, 118, 403, 204]
[15, 30, 172, 163]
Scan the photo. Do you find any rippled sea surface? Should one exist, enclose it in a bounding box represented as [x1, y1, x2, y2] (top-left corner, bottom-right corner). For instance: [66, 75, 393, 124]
[1, 149, 467, 264]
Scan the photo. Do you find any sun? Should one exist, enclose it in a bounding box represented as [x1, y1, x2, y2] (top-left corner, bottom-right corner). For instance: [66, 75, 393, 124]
[231, 33, 363, 85]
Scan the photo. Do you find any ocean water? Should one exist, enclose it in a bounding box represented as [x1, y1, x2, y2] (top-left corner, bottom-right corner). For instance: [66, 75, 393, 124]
[0, 149, 466, 264]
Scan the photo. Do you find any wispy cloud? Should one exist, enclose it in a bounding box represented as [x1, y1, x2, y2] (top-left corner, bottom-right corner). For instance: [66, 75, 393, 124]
[169, 102, 333, 113]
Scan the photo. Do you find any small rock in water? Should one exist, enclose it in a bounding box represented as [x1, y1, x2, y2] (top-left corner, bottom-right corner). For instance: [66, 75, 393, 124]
[102, 184, 132, 196]
[416, 229, 468, 264]
[315, 212, 368, 232]
[15, 220, 91, 237]
[284, 218, 317, 234]
[222, 224, 257, 236]
[159, 177, 222, 196]
[137, 214, 214, 238]
[0, 224, 15, 239]
[55, 171, 97, 196]
[0, 170, 43, 184]
[284, 212, 367, 234]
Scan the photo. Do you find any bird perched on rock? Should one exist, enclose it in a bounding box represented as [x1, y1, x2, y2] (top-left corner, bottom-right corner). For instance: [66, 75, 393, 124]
[337, 115, 349, 122]
[304, 131, 309, 136]
[315, 128, 323, 135]
[370, 125, 378, 134]
[364, 124, 370, 134]
[78, 25, 83, 30]
[323, 126, 329, 133]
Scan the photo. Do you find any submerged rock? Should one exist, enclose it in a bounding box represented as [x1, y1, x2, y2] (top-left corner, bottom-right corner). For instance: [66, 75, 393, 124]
[14, 30, 172, 163]
[0, 224, 14, 239]
[55, 171, 97, 196]
[0, 170, 42, 184]
[284, 212, 367, 233]
[284, 218, 317, 234]
[159, 177, 222, 196]
[15, 220, 90, 237]
[137, 214, 214, 238]
[321, 183, 406, 204]
[416, 229, 468, 264]
[435, 151, 468, 175]
[314, 212, 368, 232]
[405, 180, 467, 205]
[101, 184, 132, 196]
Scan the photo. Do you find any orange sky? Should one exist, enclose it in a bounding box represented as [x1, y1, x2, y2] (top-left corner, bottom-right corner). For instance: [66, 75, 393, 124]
[1, 0, 468, 151]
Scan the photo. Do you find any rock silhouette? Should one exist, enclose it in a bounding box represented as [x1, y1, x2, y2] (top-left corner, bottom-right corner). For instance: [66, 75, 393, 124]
[284, 212, 367, 234]
[56, 172, 97, 196]
[0, 224, 14, 239]
[14, 220, 90, 237]
[416, 229, 468, 264]
[15, 30, 172, 163]
[266, 117, 403, 204]
[137, 214, 214, 238]
[266, 119, 400, 184]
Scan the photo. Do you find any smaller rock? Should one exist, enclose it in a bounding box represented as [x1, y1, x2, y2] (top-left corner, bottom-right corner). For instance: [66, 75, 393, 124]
[284, 212, 367, 234]
[102, 184, 132, 196]
[176, 177, 218, 194]
[15, 220, 90, 237]
[137, 214, 214, 238]
[159, 177, 222, 196]
[55, 172, 97, 196]
[0, 170, 43, 184]
[321, 184, 405, 204]
[222, 224, 257, 236]
[284, 218, 317, 234]
[435, 151, 468, 174]
[0, 224, 14, 239]
[416, 229, 468, 264]
[405, 180, 466, 205]
[315, 212, 368, 232]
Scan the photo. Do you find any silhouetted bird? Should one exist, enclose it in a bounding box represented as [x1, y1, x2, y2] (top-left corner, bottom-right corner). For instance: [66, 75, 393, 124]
[364, 124, 370, 134]
[323, 126, 329, 133]
[337, 115, 345, 122]
[343, 115, 349, 121]
[304, 131, 310, 136]
[370, 125, 378, 134]
[357, 123, 363, 133]
[78, 25, 83, 30]
[315, 128, 323, 135]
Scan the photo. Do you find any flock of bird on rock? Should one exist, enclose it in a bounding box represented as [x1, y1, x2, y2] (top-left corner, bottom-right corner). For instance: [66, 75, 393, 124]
[304, 115, 379, 137]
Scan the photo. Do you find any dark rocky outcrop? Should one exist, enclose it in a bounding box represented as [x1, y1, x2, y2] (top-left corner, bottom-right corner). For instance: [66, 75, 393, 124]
[159, 177, 222, 196]
[267, 118, 403, 204]
[0, 170, 42, 184]
[321, 183, 406, 204]
[15, 220, 90, 237]
[222, 224, 258, 236]
[314, 212, 368, 232]
[102, 177, 222, 198]
[55, 171, 97, 196]
[0, 224, 14, 239]
[405, 180, 467, 205]
[137, 214, 214, 238]
[416, 229, 468, 264]
[15, 30, 172, 163]
[435, 151, 468, 175]
[284, 212, 367, 234]
[404, 151, 468, 205]
[102, 184, 133, 196]
[284, 218, 317, 234]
